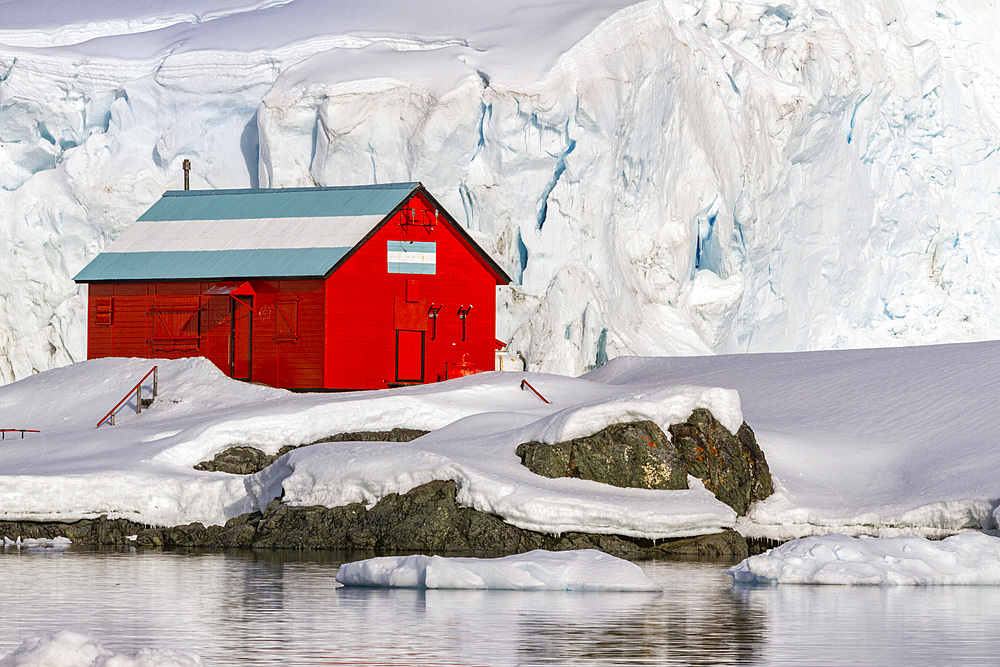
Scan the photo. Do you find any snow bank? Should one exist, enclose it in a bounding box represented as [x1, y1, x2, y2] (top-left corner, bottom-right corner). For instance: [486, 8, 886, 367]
[0, 629, 202, 667]
[726, 533, 1000, 586]
[335, 549, 662, 591]
[589, 341, 1000, 539]
[3, 339, 1000, 541]
[0, 357, 739, 538]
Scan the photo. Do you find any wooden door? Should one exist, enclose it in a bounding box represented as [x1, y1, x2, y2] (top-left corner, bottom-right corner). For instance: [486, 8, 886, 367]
[395, 330, 424, 383]
[231, 296, 253, 380]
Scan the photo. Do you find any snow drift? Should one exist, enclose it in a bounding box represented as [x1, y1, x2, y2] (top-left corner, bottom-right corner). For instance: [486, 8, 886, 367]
[0, 356, 740, 538]
[4, 0, 1000, 382]
[2, 340, 1000, 541]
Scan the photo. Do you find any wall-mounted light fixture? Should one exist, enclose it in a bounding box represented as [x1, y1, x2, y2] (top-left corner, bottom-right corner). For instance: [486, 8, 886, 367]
[428, 303, 442, 340]
[457, 305, 472, 341]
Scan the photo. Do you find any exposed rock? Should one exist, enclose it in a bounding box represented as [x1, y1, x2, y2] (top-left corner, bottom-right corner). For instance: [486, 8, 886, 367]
[4, 415, 767, 559]
[194, 428, 429, 474]
[668, 409, 773, 516]
[253, 480, 542, 552]
[309, 428, 429, 444]
[252, 480, 747, 558]
[0, 517, 146, 544]
[516, 420, 688, 490]
[194, 446, 288, 475]
[0, 481, 749, 559]
[517, 412, 773, 516]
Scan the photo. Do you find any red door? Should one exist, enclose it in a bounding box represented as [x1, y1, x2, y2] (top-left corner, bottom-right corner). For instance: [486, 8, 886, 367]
[231, 296, 253, 380]
[395, 330, 424, 383]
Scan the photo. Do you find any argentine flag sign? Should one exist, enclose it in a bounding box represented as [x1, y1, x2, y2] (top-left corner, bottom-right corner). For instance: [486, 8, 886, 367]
[387, 240, 436, 274]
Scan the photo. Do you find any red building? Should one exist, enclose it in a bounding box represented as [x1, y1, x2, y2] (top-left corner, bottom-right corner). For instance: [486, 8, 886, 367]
[74, 183, 511, 390]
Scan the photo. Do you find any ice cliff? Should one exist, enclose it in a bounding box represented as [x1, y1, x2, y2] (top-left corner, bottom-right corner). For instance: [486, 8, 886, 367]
[2, 0, 1000, 382]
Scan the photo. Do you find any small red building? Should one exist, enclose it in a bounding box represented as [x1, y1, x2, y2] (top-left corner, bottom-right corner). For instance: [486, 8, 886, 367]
[74, 183, 511, 390]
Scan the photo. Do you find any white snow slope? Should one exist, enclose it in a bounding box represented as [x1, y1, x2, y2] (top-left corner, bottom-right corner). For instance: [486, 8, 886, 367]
[0, 356, 741, 538]
[4, 0, 1000, 382]
[0, 340, 998, 542]
[589, 339, 1000, 539]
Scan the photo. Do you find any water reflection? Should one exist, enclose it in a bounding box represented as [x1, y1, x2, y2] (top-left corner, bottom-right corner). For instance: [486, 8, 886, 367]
[732, 582, 1000, 665]
[505, 563, 768, 665]
[1, 547, 999, 665]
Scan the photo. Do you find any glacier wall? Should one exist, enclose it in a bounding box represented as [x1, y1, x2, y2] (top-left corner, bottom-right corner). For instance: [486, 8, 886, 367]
[2, 0, 1000, 383]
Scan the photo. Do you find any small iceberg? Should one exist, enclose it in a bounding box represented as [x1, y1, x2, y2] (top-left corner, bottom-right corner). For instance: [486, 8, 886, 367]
[726, 532, 1000, 585]
[335, 549, 663, 591]
[3, 536, 71, 550]
[0, 629, 203, 666]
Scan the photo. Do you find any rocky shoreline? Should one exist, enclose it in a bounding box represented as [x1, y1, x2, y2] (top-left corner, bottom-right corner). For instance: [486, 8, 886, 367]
[0, 480, 750, 559]
[1, 411, 772, 560]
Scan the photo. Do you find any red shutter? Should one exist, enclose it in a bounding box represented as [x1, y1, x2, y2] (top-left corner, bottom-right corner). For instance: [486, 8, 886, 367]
[275, 297, 299, 342]
[393, 296, 429, 331]
[95, 297, 113, 327]
[148, 297, 202, 352]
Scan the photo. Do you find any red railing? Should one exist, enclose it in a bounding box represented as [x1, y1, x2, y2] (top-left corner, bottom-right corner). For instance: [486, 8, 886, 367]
[520, 379, 550, 404]
[1, 429, 39, 440]
[96, 366, 159, 428]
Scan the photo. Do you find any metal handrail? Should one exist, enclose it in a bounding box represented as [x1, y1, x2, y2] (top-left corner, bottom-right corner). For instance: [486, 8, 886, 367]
[520, 379, 550, 404]
[96, 366, 158, 428]
[1, 429, 40, 440]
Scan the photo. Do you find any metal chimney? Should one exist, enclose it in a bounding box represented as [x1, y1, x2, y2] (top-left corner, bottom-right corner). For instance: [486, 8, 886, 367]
[182, 159, 191, 190]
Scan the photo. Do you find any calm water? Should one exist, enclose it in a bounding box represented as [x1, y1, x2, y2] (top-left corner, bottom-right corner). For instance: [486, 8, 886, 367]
[2, 546, 999, 665]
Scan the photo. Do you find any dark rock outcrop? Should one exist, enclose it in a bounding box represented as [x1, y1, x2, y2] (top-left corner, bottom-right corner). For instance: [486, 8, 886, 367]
[668, 409, 773, 516]
[3, 412, 768, 560]
[250, 480, 746, 558]
[0, 481, 748, 559]
[195, 446, 284, 475]
[516, 420, 688, 490]
[517, 411, 773, 516]
[195, 428, 429, 474]
[309, 428, 428, 444]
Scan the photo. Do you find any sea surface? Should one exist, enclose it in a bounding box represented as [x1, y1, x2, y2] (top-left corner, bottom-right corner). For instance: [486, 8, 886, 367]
[1, 546, 998, 665]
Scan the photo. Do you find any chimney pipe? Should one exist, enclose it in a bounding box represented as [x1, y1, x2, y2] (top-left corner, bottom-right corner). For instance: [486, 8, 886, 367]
[182, 159, 191, 190]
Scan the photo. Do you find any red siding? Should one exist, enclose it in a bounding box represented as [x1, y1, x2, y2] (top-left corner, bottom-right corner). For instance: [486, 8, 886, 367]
[86, 279, 326, 390]
[84, 192, 502, 391]
[323, 193, 498, 390]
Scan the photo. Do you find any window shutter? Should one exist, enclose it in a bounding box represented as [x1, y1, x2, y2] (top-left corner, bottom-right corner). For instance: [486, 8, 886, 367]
[275, 297, 299, 342]
[149, 297, 202, 351]
[95, 297, 113, 327]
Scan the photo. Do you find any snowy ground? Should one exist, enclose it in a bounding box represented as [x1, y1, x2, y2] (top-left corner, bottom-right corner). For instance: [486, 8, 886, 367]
[0, 340, 997, 542]
[591, 340, 1000, 539]
[0, 356, 739, 538]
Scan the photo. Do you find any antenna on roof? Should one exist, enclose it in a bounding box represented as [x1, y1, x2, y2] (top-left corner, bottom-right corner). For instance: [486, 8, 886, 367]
[182, 159, 191, 190]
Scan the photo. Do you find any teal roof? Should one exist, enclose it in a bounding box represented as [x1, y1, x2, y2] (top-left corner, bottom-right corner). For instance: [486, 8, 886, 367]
[74, 182, 513, 284]
[74, 248, 351, 282]
[138, 183, 420, 221]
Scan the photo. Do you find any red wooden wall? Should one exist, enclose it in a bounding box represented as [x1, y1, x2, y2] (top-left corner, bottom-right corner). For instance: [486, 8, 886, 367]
[86, 279, 326, 390]
[323, 192, 499, 390]
[84, 192, 503, 391]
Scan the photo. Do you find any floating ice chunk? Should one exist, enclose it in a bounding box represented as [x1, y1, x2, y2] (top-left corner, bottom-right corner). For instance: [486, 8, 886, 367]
[0, 629, 203, 666]
[726, 532, 1000, 585]
[3, 536, 71, 550]
[335, 549, 662, 592]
